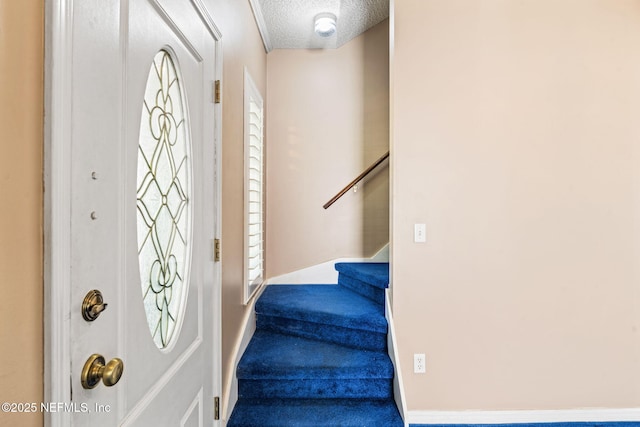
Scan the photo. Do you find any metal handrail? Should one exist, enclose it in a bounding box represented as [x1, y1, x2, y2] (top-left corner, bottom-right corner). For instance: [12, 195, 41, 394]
[323, 151, 390, 209]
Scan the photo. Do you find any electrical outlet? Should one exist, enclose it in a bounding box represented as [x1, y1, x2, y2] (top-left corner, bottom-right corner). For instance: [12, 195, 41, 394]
[414, 353, 426, 374]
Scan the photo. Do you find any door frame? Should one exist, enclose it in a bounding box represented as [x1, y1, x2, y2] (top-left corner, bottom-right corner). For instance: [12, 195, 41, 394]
[43, 1, 224, 426]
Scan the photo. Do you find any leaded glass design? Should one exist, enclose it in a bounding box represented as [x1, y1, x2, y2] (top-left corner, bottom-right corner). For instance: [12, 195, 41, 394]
[136, 50, 192, 350]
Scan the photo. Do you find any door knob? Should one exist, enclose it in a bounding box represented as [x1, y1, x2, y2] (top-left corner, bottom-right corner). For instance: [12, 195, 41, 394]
[81, 354, 124, 389]
[82, 289, 108, 321]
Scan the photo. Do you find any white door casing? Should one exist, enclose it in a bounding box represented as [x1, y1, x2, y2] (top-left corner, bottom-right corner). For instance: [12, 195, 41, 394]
[45, 0, 223, 426]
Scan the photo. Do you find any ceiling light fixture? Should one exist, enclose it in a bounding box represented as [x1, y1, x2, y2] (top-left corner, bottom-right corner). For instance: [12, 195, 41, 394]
[314, 13, 337, 37]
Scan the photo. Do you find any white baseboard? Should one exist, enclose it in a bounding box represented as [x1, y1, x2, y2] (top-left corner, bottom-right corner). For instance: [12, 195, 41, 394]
[372, 243, 390, 262]
[407, 408, 640, 425]
[221, 283, 266, 424]
[266, 257, 369, 285]
[386, 289, 409, 427]
[267, 244, 390, 285]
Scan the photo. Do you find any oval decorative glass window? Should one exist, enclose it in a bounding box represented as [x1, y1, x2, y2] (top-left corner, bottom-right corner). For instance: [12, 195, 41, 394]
[136, 50, 192, 350]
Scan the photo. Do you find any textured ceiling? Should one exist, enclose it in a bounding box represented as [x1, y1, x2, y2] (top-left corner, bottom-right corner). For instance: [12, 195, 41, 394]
[253, 0, 389, 50]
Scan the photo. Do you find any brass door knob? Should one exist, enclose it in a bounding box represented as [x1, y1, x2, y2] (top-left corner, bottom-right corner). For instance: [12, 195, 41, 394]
[82, 289, 108, 321]
[81, 354, 124, 389]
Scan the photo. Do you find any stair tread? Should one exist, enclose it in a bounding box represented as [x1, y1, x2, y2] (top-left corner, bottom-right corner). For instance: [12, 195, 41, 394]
[237, 330, 393, 380]
[256, 284, 387, 333]
[335, 262, 389, 289]
[228, 398, 404, 427]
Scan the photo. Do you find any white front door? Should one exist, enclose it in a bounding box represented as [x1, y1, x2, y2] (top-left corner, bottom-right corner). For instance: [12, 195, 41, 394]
[50, 0, 221, 425]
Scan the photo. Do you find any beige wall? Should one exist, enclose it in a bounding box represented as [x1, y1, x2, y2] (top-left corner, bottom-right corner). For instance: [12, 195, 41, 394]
[266, 20, 390, 278]
[0, 1, 44, 426]
[204, 0, 267, 401]
[392, 0, 640, 411]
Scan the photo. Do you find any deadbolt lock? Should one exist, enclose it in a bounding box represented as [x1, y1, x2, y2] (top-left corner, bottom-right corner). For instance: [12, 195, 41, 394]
[82, 289, 108, 321]
[81, 354, 124, 389]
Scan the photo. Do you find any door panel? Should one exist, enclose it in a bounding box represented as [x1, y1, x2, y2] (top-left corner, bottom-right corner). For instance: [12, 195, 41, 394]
[67, 1, 219, 425]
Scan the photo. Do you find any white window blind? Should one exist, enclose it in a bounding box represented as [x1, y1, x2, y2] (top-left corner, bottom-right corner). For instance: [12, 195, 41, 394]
[244, 69, 264, 303]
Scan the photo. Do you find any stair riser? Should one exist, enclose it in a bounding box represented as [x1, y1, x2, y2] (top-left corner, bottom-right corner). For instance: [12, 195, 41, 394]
[257, 315, 387, 352]
[338, 274, 386, 305]
[238, 379, 393, 399]
[227, 399, 405, 427]
[334, 263, 390, 288]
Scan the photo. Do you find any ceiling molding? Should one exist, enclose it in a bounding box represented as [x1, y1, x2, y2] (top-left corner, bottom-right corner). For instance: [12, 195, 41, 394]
[248, 0, 273, 53]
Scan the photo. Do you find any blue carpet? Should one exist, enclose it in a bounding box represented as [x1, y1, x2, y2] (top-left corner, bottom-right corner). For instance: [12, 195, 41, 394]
[410, 424, 640, 427]
[236, 330, 393, 379]
[256, 285, 387, 332]
[335, 262, 390, 288]
[228, 262, 403, 426]
[256, 284, 387, 350]
[335, 262, 389, 304]
[231, 399, 404, 427]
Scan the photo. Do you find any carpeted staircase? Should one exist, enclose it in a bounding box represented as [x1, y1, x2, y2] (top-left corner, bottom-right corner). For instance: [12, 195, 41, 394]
[227, 262, 404, 427]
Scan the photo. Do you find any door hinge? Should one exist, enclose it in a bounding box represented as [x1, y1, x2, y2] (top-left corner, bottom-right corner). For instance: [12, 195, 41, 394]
[214, 80, 221, 104]
[214, 396, 220, 420]
[214, 238, 221, 262]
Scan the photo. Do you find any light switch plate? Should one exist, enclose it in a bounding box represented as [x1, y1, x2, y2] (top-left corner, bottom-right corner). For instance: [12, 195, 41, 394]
[414, 224, 426, 243]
